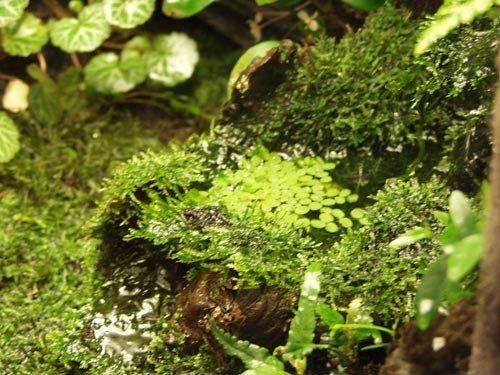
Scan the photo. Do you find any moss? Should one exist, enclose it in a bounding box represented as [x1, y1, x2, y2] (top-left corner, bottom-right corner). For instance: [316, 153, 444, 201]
[321, 177, 448, 324]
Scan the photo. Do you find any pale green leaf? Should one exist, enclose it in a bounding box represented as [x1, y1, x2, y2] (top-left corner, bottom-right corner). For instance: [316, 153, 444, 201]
[282, 263, 326, 361]
[415, 255, 448, 329]
[103, 0, 155, 29]
[210, 321, 286, 373]
[449, 190, 476, 237]
[162, 0, 216, 18]
[84, 52, 147, 94]
[414, 0, 496, 55]
[0, 0, 29, 27]
[447, 233, 483, 282]
[145, 32, 199, 87]
[49, 4, 111, 52]
[228, 40, 280, 97]
[0, 111, 20, 163]
[389, 226, 433, 249]
[255, 0, 279, 4]
[2, 79, 29, 112]
[2, 12, 49, 57]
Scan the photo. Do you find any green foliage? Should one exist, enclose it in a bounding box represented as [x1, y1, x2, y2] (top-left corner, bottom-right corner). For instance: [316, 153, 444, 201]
[342, 0, 386, 11]
[0, 0, 29, 27]
[162, 0, 217, 18]
[414, 0, 500, 55]
[316, 299, 395, 365]
[390, 190, 483, 329]
[212, 264, 326, 375]
[0, 111, 20, 163]
[322, 177, 448, 324]
[193, 146, 367, 235]
[2, 12, 49, 57]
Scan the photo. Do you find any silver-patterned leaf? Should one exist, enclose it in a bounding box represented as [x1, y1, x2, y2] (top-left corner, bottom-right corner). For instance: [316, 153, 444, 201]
[104, 0, 155, 29]
[0, 0, 29, 27]
[49, 4, 111, 53]
[2, 12, 49, 57]
[84, 52, 148, 94]
[145, 32, 199, 87]
[0, 111, 20, 163]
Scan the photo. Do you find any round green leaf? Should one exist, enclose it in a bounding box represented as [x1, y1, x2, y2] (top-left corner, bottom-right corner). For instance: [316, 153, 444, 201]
[104, 0, 155, 29]
[325, 222, 339, 233]
[49, 4, 111, 53]
[0, 112, 20, 163]
[162, 0, 216, 18]
[0, 0, 29, 27]
[84, 52, 147, 94]
[145, 33, 199, 87]
[447, 234, 483, 282]
[2, 12, 48, 57]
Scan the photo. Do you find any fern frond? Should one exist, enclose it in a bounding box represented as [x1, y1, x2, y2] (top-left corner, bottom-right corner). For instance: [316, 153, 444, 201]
[414, 0, 497, 55]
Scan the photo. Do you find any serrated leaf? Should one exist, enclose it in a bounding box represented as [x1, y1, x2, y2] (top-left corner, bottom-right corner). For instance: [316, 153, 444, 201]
[0, 0, 29, 27]
[2, 12, 49, 57]
[84, 52, 147, 94]
[389, 226, 433, 249]
[316, 303, 345, 326]
[0, 111, 20, 163]
[49, 4, 111, 53]
[210, 321, 286, 373]
[104, 0, 155, 29]
[415, 255, 448, 329]
[447, 233, 483, 282]
[414, 0, 495, 55]
[162, 0, 216, 18]
[282, 263, 325, 361]
[145, 32, 199, 87]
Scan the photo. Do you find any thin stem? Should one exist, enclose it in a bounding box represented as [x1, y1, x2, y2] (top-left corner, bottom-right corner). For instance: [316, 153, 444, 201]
[42, 0, 73, 18]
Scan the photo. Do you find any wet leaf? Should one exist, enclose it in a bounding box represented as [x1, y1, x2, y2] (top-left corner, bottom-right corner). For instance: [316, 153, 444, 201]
[2, 12, 49, 56]
[0, 0, 29, 27]
[104, 0, 155, 29]
[0, 112, 20, 163]
[49, 4, 111, 52]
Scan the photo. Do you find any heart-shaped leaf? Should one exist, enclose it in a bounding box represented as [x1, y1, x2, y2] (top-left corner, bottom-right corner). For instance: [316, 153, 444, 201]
[2, 12, 49, 57]
[84, 51, 148, 94]
[49, 4, 111, 53]
[0, 0, 29, 27]
[0, 111, 20, 163]
[103, 0, 155, 29]
[162, 0, 216, 18]
[145, 32, 199, 87]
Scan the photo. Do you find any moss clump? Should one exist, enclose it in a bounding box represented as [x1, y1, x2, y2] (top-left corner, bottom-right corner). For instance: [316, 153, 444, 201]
[322, 177, 448, 324]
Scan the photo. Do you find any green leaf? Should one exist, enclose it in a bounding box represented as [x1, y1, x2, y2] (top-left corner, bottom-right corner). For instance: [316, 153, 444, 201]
[0, 0, 29, 27]
[415, 255, 448, 329]
[282, 263, 325, 361]
[414, 0, 496, 55]
[26, 64, 64, 125]
[316, 303, 345, 326]
[448, 190, 477, 237]
[341, 0, 385, 11]
[0, 111, 20, 163]
[2, 12, 49, 57]
[49, 4, 111, 53]
[162, 0, 216, 18]
[103, 0, 155, 29]
[145, 33, 199, 87]
[447, 233, 483, 282]
[210, 321, 286, 374]
[84, 51, 147, 94]
[255, 0, 279, 4]
[228, 40, 280, 97]
[389, 226, 433, 249]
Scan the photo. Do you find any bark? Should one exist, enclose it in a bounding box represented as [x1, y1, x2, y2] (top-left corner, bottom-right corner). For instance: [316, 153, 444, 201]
[468, 50, 500, 375]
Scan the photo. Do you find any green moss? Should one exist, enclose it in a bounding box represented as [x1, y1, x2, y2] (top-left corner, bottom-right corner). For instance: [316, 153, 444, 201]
[321, 177, 448, 324]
